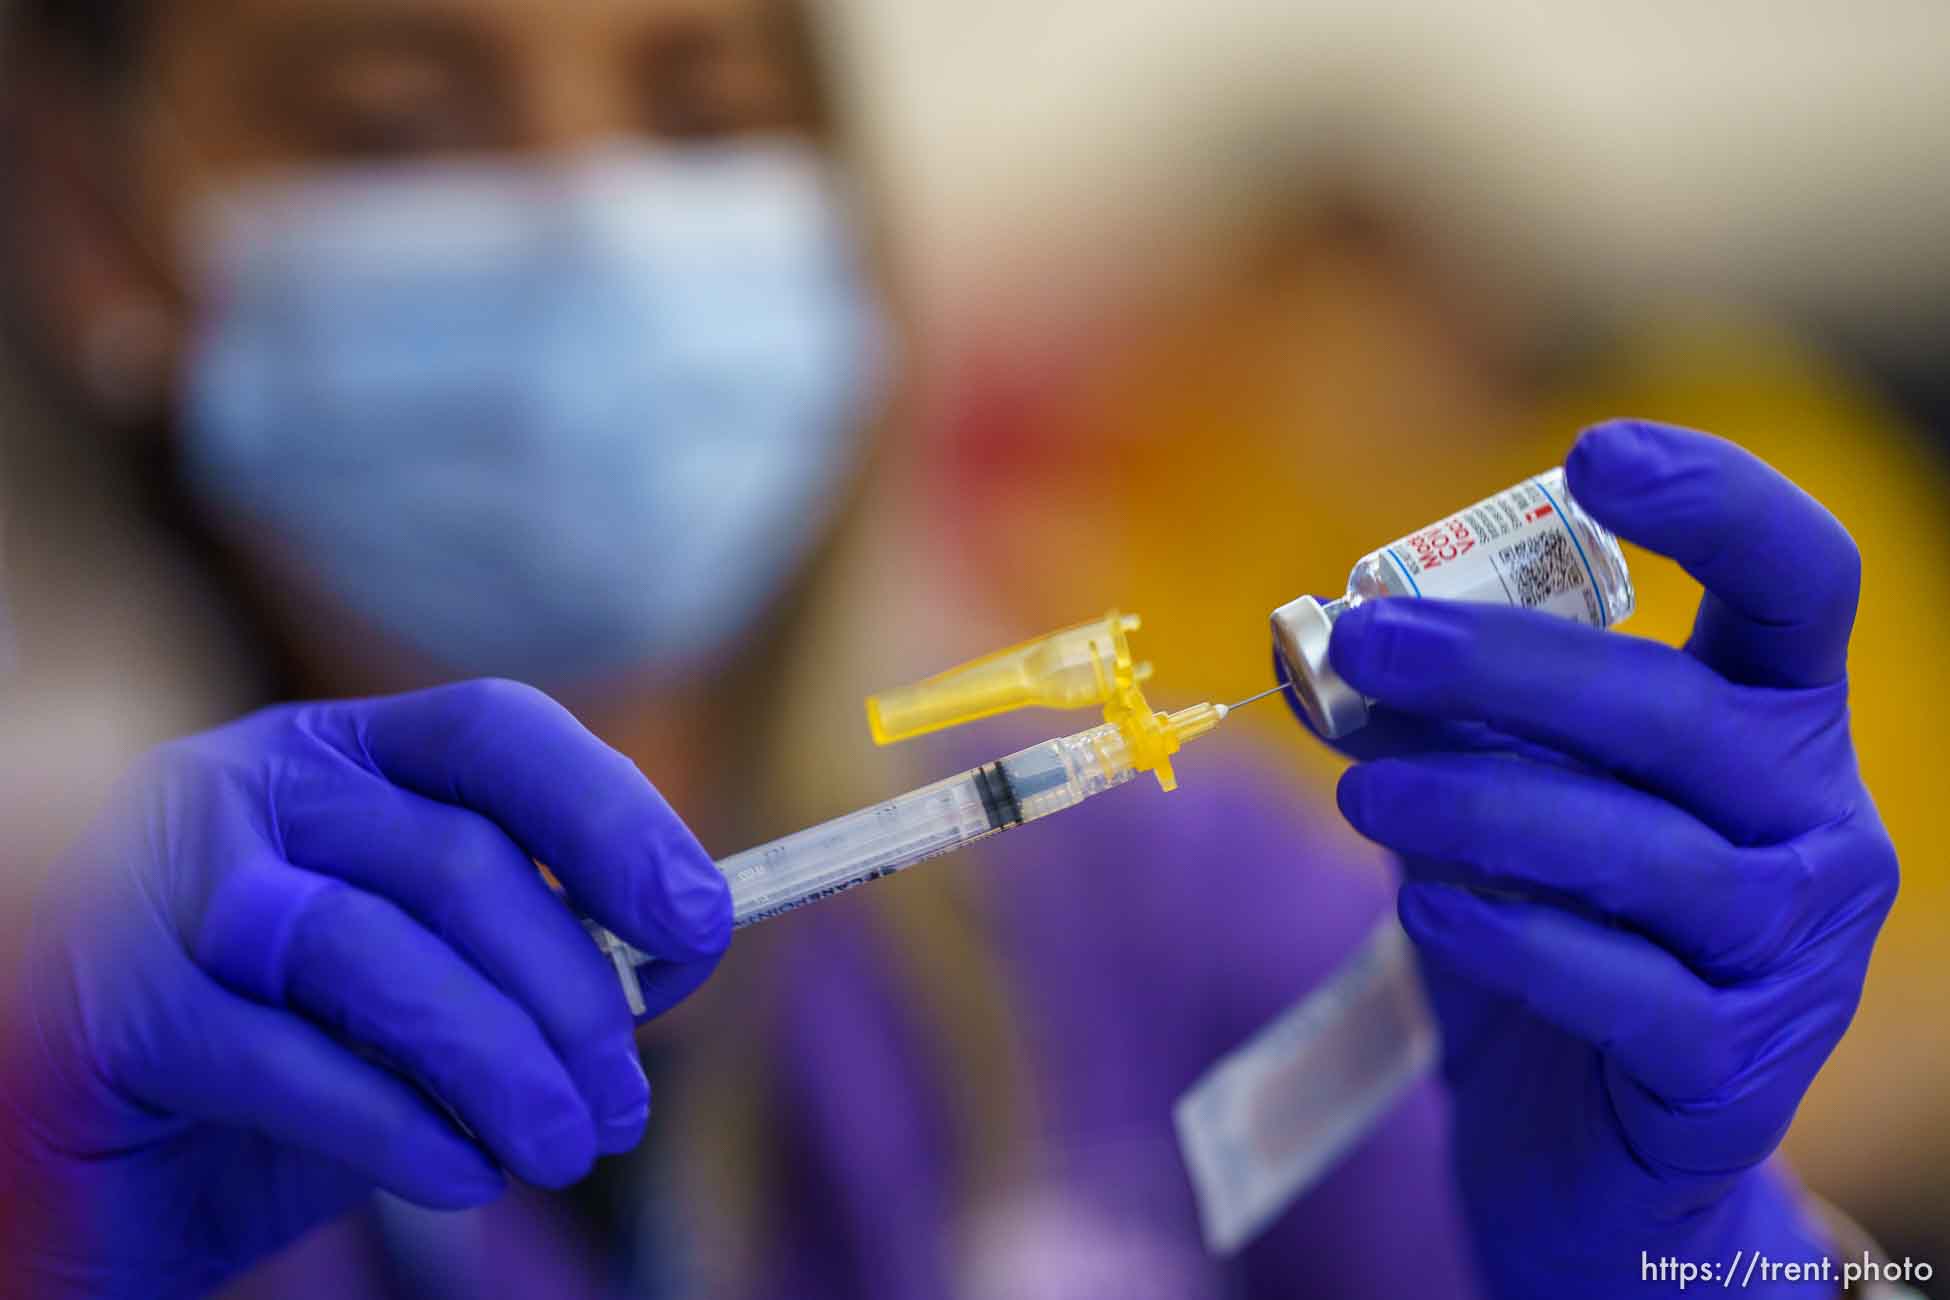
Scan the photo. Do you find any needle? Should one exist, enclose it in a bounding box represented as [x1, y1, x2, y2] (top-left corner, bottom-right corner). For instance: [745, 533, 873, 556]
[1220, 683, 1287, 716]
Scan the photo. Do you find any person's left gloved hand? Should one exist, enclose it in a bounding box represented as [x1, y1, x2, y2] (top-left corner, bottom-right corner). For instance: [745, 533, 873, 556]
[1293, 420, 1898, 1297]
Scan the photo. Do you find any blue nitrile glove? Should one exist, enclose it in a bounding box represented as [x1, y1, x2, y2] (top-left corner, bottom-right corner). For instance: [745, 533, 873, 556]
[1284, 420, 1897, 1297]
[0, 679, 730, 1300]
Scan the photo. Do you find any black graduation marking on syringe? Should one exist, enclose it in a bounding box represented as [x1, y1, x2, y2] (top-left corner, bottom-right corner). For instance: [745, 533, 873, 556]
[973, 761, 1023, 830]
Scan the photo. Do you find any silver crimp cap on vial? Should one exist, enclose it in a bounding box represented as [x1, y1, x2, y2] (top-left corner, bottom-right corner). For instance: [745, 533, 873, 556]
[1271, 595, 1369, 739]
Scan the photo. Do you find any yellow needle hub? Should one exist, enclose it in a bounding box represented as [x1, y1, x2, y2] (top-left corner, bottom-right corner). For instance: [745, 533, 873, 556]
[865, 610, 1223, 792]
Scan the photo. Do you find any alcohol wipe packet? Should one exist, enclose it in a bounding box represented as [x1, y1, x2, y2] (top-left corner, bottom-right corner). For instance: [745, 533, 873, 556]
[1173, 915, 1437, 1254]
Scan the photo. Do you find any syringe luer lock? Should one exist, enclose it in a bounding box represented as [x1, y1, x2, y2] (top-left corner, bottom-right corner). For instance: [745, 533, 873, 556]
[586, 466, 1634, 1014]
[586, 611, 1233, 1012]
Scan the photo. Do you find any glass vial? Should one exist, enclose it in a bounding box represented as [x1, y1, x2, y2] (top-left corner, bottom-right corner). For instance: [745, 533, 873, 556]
[1272, 468, 1634, 738]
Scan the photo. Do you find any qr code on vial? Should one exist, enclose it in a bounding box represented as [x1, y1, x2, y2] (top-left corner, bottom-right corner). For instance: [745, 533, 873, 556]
[1498, 530, 1584, 608]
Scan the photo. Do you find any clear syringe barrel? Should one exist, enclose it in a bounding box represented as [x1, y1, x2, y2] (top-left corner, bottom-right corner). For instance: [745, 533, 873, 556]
[586, 721, 1143, 1010]
[728, 720, 1136, 923]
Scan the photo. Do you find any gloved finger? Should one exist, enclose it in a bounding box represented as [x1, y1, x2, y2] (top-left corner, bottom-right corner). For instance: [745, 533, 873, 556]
[279, 780, 650, 1152]
[129, 961, 507, 1210]
[630, 951, 726, 1021]
[1328, 597, 1714, 786]
[1272, 645, 1575, 767]
[1326, 599, 1849, 840]
[1397, 881, 1721, 1101]
[1342, 755, 1829, 981]
[316, 681, 731, 960]
[1564, 419, 1859, 690]
[192, 857, 600, 1187]
[282, 882, 609, 1188]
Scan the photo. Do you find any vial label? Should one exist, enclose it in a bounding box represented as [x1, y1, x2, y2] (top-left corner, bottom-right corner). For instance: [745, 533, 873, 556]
[1377, 472, 1608, 626]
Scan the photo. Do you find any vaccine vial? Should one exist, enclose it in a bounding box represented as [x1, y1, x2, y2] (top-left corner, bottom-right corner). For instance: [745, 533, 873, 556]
[1272, 468, 1634, 738]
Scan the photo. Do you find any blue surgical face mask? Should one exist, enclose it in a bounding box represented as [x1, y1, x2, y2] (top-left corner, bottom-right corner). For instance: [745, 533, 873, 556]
[180, 142, 883, 684]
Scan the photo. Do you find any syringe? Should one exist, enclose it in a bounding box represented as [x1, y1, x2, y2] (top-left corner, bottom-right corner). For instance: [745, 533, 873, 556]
[586, 691, 1278, 1014]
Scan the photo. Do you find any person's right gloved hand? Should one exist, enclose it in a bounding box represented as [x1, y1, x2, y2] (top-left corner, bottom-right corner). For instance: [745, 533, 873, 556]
[0, 679, 730, 1300]
[1289, 422, 1896, 1297]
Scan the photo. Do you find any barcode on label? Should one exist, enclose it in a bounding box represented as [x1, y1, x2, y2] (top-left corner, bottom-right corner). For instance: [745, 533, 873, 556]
[1497, 529, 1584, 608]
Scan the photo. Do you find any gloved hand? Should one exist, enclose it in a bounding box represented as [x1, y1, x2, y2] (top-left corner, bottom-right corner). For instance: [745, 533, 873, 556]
[1290, 420, 1897, 1296]
[0, 679, 730, 1299]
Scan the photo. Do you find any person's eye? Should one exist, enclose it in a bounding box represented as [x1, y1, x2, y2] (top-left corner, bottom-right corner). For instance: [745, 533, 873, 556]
[283, 58, 503, 161]
[308, 98, 495, 161]
[633, 22, 807, 141]
[636, 27, 733, 139]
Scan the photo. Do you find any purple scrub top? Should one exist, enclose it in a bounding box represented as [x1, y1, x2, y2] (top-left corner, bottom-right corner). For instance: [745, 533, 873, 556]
[226, 736, 1483, 1299]
[749, 732, 1484, 1299]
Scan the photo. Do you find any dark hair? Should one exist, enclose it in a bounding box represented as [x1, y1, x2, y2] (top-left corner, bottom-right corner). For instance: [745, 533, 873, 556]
[11, 0, 148, 79]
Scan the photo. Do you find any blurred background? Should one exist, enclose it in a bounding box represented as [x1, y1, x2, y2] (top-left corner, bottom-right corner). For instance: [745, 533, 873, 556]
[2, 0, 1946, 1292]
[829, 0, 1950, 1269]
[826, 0, 1950, 1267]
